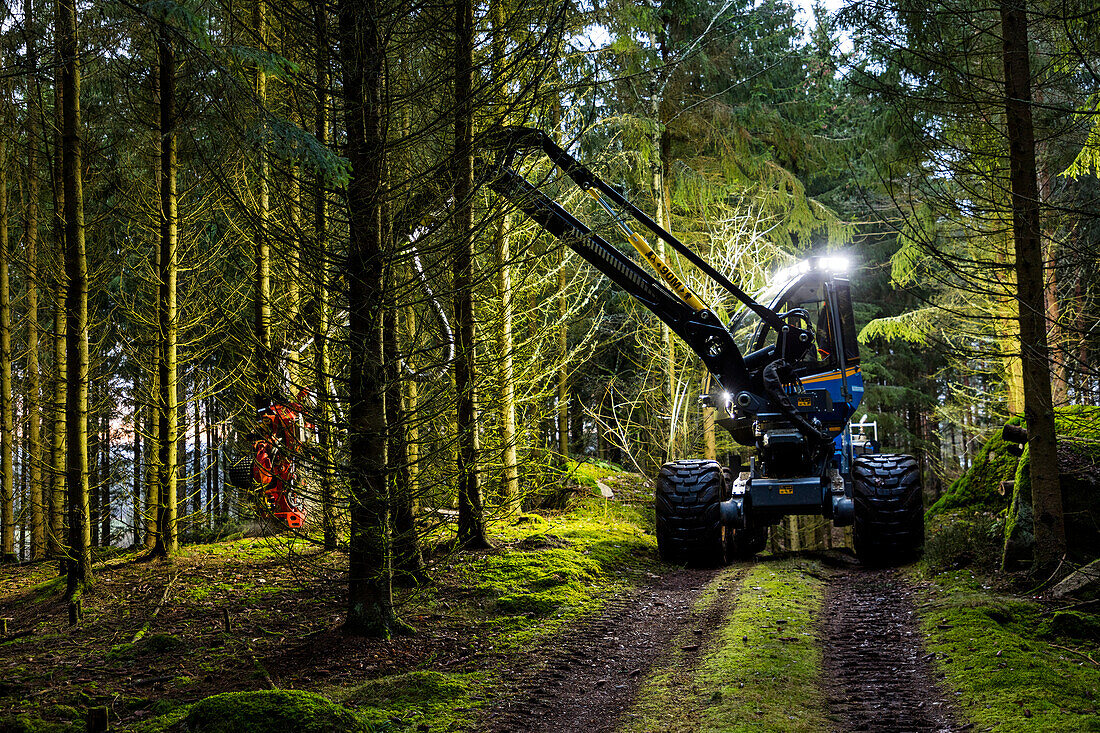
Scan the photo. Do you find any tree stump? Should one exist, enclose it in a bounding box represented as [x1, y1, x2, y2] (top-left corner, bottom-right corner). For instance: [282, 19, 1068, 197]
[86, 705, 108, 732]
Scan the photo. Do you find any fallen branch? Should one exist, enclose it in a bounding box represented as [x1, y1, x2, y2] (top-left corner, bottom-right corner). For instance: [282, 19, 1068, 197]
[130, 572, 180, 645]
[250, 653, 278, 689]
[1049, 643, 1100, 667]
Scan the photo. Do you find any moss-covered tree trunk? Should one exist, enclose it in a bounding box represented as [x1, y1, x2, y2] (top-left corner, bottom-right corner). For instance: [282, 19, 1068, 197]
[387, 300, 422, 580]
[131, 373, 142, 547]
[1000, 0, 1066, 572]
[494, 215, 520, 512]
[144, 344, 160, 549]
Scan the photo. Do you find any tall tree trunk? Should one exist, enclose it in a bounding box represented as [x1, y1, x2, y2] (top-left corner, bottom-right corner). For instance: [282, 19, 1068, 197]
[25, 0, 44, 556]
[399, 306, 424, 569]
[651, 100, 676, 462]
[1000, 0, 1066, 571]
[489, 0, 519, 515]
[48, 31, 66, 560]
[453, 0, 488, 549]
[1034, 94, 1068, 407]
[50, 294, 66, 558]
[0, 111, 15, 563]
[287, 174, 302, 387]
[60, 0, 92, 596]
[204, 384, 212, 523]
[340, 0, 399, 635]
[314, 0, 336, 551]
[153, 26, 178, 557]
[253, 0, 273, 397]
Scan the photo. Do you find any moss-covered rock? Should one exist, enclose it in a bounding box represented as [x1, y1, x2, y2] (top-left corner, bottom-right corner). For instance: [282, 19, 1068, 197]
[345, 670, 469, 708]
[1002, 444, 1035, 571]
[181, 690, 370, 733]
[1038, 610, 1100, 641]
[927, 417, 1023, 519]
[1002, 406, 1100, 570]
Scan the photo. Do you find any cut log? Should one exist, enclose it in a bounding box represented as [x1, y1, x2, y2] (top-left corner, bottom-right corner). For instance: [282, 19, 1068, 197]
[1002, 423, 1028, 444]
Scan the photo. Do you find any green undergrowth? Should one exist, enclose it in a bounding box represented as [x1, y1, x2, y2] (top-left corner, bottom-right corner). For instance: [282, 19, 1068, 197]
[318, 493, 658, 732]
[624, 558, 829, 732]
[568, 459, 625, 490]
[918, 571, 1100, 731]
[455, 496, 657, 652]
[6, 474, 659, 733]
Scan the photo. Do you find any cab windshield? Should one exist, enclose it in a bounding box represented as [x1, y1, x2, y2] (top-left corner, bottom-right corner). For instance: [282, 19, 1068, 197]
[728, 268, 859, 373]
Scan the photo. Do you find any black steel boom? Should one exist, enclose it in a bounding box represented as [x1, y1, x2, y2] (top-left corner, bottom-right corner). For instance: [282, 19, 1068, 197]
[480, 127, 813, 401]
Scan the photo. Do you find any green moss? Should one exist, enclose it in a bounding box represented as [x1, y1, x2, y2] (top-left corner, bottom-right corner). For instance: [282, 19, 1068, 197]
[463, 501, 656, 630]
[341, 670, 481, 730]
[27, 575, 67, 603]
[109, 633, 188, 660]
[182, 690, 371, 733]
[1002, 444, 1034, 570]
[1037, 611, 1100, 642]
[920, 572, 1100, 731]
[0, 715, 78, 733]
[148, 634, 187, 654]
[567, 459, 624, 490]
[928, 417, 1022, 519]
[625, 560, 830, 732]
[48, 706, 79, 721]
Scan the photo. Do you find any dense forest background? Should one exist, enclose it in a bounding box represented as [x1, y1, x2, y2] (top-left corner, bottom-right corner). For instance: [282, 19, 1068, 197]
[0, 0, 1097, 634]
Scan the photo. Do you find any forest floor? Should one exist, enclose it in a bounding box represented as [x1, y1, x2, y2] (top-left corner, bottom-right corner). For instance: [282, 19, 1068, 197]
[2, 465, 1100, 732]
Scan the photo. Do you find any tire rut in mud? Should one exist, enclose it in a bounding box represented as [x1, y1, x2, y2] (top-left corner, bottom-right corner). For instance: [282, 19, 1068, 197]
[482, 566, 734, 733]
[822, 567, 966, 733]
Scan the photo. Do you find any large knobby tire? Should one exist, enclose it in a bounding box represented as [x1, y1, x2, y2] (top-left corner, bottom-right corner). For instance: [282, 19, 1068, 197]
[655, 459, 727, 567]
[852, 454, 924, 565]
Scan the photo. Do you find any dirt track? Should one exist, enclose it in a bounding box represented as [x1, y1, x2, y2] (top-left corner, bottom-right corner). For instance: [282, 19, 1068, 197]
[481, 566, 732, 733]
[821, 566, 965, 732]
[481, 556, 969, 733]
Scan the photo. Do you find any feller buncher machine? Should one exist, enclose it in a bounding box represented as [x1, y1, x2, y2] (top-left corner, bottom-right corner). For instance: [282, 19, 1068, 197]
[483, 128, 923, 565]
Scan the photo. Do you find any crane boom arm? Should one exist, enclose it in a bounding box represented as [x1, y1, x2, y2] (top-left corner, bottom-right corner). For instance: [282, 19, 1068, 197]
[480, 127, 814, 400]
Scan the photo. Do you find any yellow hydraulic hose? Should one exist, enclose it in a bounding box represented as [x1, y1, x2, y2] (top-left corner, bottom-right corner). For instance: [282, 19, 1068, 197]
[586, 188, 707, 312]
